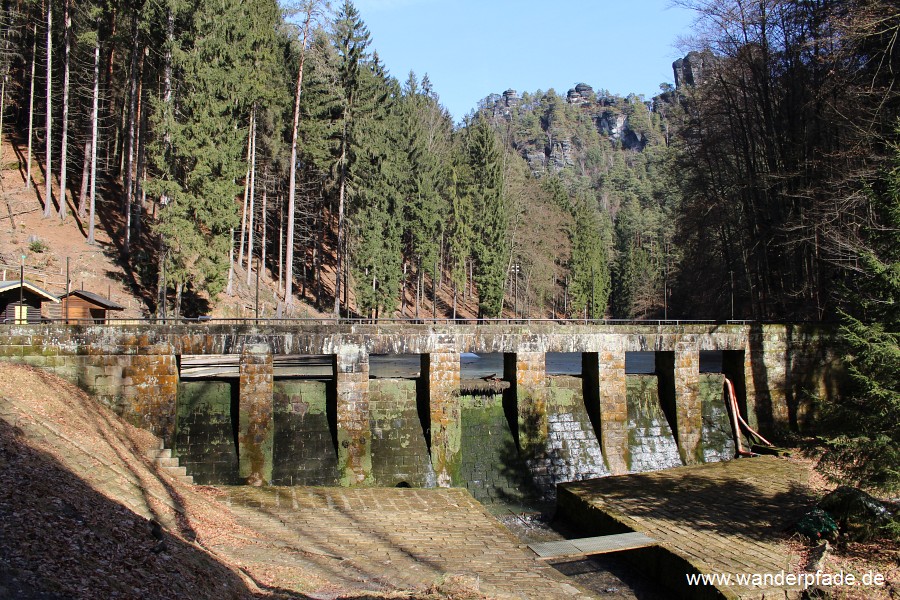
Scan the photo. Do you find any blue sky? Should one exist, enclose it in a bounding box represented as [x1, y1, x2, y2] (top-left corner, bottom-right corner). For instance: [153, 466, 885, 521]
[351, 0, 698, 124]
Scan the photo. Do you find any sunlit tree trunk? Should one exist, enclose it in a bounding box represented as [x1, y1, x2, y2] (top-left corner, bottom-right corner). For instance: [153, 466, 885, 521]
[88, 32, 99, 245]
[285, 5, 315, 307]
[238, 107, 254, 267]
[58, 0, 70, 221]
[77, 139, 90, 217]
[245, 111, 257, 286]
[43, 2, 52, 216]
[261, 183, 267, 281]
[25, 20, 36, 190]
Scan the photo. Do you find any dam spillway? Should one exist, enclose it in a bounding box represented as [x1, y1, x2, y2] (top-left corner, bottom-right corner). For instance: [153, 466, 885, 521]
[0, 322, 841, 492]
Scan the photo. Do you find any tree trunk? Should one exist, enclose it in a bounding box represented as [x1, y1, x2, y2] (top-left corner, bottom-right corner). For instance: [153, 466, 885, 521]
[238, 108, 254, 267]
[134, 72, 147, 238]
[285, 7, 314, 307]
[25, 20, 35, 190]
[400, 261, 407, 316]
[278, 193, 284, 293]
[123, 15, 140, 255]
[415, 258, 421, 319]
[78, 139, 90, 217]
[261, 183, 267, 281]
[227, 227, 235, 295]
[433, 256, 438, 320]
[245, 111, 257, 286]
[58, 0, 70, 221]
[452, 283, 457, 320]
[174, 281, 182, 320]
[43, 2, 52, 218]
[88, 31, 99, 245]
[335, 142, 347, 318]
[157, 236, 166, 320]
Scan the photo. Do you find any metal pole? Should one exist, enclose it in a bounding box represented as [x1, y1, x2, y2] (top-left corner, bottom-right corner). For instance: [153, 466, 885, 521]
[255, 256, 260, 322]
[590, 266, 595, 320]
[663, 243, 668, 321]
[65, 257, 70, 323]
[730, 270, 736, 320]
[19, 257, 24, 324]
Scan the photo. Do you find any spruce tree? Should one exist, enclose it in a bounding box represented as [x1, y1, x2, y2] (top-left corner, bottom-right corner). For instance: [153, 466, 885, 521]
[820, 139, 900, 493]
[400, 72, 448, 301]
[569, 197, 611, 318]
[465, 119, 507, 318]
[148, 0, 277, 311]
[350, 56, 404, 317]
[330, 0, 373, 317]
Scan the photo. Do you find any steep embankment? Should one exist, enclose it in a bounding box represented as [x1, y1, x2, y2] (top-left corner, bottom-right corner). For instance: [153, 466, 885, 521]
[0, 362, 266, 599]
[0, 137, 148, 318]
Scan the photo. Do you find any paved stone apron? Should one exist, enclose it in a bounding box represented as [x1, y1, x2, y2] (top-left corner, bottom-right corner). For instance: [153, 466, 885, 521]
[559, 456, 814, 599]
[1, 377, 593, 599]
[216, 486, 595, 599]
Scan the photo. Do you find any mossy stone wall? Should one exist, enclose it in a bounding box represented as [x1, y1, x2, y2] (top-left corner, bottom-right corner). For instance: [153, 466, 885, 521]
[368, 379, 434, 487]
[272, 380, 339, 486]
[175, 380, 239, 485]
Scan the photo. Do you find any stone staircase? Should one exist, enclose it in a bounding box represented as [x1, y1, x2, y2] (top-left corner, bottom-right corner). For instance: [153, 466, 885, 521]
[148, 443, 194, 485]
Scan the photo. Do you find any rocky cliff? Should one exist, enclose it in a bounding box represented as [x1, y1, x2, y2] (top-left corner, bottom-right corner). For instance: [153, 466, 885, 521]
[481, 82, 663, 178]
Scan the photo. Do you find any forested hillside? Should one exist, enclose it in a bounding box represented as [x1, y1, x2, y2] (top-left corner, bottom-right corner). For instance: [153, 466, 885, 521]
[0, 0, 897, 327]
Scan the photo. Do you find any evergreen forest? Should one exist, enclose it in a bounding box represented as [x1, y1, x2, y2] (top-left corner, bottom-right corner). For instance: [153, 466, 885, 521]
[0, 0, 893, 322]
[0, 0, 897, 486]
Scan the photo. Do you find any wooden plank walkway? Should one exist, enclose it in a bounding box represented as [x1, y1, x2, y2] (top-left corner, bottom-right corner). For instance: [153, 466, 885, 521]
[529, 532, 657, 560]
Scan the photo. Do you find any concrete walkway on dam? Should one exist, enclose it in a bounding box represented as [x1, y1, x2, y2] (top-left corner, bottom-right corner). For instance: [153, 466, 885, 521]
[558, 456, 815, 599]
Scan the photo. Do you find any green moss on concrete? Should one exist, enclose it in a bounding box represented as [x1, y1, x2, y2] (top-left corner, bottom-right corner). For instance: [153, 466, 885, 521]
[460, 392, 536, 504]
[272, 380, 339, 486]
[175, 380, 240, 484]
[626, 375, 682, 473]
[699, 373, 735, 462]
[368, 379, 433, 487]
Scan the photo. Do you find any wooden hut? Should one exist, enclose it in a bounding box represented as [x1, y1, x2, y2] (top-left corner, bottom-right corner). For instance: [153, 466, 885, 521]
[0, 280, 60, 324]
[59, 290, 125, 324]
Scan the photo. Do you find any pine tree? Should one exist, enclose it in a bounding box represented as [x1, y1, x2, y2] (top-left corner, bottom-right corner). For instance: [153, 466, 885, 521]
[465, 119, 507, 318]
[148, 0, 276, 313]
[569, 197, 611, 318]
[820, 139, 900, 493]
[329, 0, 374, 317]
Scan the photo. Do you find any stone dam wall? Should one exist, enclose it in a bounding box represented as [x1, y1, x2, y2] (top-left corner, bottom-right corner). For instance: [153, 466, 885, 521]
[0, 323, 842, 490]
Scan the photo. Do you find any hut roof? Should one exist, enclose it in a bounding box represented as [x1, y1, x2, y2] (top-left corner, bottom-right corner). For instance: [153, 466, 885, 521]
[60, 289, 125, 311]
[0, 280, 60, 303]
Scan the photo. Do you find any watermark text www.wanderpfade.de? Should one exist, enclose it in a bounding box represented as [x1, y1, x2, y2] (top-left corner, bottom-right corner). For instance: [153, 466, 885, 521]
[686, 570, 887, 589]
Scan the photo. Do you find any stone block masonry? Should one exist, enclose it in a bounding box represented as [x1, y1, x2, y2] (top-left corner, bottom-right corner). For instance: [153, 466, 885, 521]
[459, 390, 534, 504]
[425, 351, 461, 487]
[272, 380, 339, 485]
[176, 380, 240, 484]
[674, 340, 702, 465]
[334, 345, 373, 486]
[508, 352, 548, 454]
[368, 379, 434, 487]
[239, 344, 274, 486]
[0, 323, 843, 487]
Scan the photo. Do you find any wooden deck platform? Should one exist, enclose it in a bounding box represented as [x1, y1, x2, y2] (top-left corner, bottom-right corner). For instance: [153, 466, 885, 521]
[529, 532, 657, 560]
